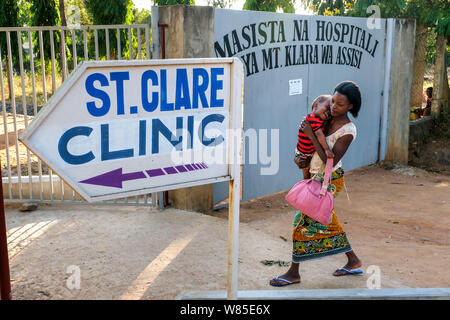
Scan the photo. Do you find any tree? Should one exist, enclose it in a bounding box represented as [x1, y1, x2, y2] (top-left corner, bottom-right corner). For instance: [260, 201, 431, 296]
[0, 0, 19, 62]
[243, 0, 295, 13]
[84, 0, 134, 59]
[0, 0, 20, 100]
[431, 32, 448, 117]
[30, 0, 61, 79]
[419, 0, 450, 117]
[59, 0, 67, 26]
[18, 0, 33, 27]
[303, 0, 409, 17]
[410, 22, 428, 109]
[304, 0, 449, 112]
[31, 0, 61, 26]
[133, 8, 151, 25]
[58, 0, 69, 80]
[207, 0, 235, 8]
[66, 0, 92, 25]
[84, 0, 133, 24]
[132, 7, 152, 59]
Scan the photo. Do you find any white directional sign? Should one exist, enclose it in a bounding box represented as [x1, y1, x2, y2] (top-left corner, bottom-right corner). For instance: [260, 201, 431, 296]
[20, 58, 243, 202]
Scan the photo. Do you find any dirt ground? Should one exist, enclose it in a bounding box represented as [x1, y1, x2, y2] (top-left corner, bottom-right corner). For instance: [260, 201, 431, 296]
[3, 162, 449, 300]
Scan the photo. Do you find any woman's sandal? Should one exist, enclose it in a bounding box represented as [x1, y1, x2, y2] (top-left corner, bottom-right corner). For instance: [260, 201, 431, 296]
[333, 268, 363, 276]
[269, 277, 301, 287]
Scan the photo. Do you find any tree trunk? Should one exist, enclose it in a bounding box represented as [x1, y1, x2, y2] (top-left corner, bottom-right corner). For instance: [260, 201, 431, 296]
[59, 0, 67, 81]
[444, 34, 449, 114]
[5, 55, 13, 101]
[409, 23, 428, 108]
[59, 0, 67, 26]
[431, 34, 447, 118]
[444, 65, 449, 115]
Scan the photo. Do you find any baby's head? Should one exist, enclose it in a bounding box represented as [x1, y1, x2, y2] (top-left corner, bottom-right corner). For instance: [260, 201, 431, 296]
[311, 95, 332, 121]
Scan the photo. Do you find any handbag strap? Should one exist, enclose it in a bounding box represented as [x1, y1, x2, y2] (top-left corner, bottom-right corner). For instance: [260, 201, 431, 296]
[320, 158, 334, 196]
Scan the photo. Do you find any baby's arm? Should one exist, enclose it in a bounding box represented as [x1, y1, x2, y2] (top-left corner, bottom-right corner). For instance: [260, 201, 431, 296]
[315, 129, 334, 158]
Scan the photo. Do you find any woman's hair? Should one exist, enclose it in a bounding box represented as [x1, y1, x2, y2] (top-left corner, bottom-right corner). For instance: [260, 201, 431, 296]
[334, 81, 361, 118]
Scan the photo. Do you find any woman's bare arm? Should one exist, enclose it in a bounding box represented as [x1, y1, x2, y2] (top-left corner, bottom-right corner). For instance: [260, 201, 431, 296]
[301, 120, 353, 166]
[330, 135, 353, 165]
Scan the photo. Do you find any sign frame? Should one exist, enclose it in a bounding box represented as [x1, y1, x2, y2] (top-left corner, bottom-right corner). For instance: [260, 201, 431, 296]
[20, 57, 243, 300]
[19, 58, 243, 203]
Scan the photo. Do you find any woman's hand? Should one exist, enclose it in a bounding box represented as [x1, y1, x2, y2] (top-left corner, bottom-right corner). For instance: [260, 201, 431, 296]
[294, 154, 312, 169]
[300, 119, 314, 138]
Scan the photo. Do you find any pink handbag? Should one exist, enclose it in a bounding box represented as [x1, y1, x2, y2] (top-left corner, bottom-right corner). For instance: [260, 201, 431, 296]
[285, 158, 334, 225]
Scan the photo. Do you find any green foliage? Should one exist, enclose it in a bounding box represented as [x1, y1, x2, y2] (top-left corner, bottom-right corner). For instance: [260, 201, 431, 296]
[424, 27, 449, 67]
[303, 0, 407, 17]
[132, 7, 152, 59]
[243, 0, 295, 13]
[304, 0, 450, 36]
[18, 0, 32, 27]
[207, 0, 235, 8]
[0, 0, 20, 58]
[421, 0, 450, 36]
[84, 0, 134, 59]
[30, 0, 61, 73]
[0, 0, 21, 77]
[66, 0, 92, 25]
[84, 0, 133, 25]
[31, 0, 61, 26]
[133, 8, 151, 25]
[426, 27, 438, 66]
[303, 0, 346, 16]
[0, 0, 20, 28]
[155, 0, 195, 5]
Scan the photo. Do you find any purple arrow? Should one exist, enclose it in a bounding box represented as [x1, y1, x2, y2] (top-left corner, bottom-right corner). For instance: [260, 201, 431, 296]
[80, 162, 208, 189]
[80, 168, 146, 189]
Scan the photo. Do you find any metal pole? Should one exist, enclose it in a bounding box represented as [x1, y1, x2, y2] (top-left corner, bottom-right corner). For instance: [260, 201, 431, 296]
[0, 160, 12, 300]
[158, 24, 168, 59]
[227, 179, 239, 300]
[157, 23, 168, 206]
[226, 59, 243, 300]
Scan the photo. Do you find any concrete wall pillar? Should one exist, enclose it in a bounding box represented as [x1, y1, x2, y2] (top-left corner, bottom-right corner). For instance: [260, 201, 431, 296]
[385, 19, 416, 164]
[152, 5, 215, 213]
[154, 5, 214, 59]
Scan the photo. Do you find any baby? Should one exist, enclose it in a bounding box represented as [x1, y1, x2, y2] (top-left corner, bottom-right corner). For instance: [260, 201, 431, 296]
[295, 95, 334, 179]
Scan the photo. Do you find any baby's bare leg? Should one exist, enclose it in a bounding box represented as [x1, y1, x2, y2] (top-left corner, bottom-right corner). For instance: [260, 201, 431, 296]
[302, 167, 310, 180]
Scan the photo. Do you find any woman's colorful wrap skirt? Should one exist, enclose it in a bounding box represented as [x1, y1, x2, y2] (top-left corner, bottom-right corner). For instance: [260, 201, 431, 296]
[292, 168, 352, 263]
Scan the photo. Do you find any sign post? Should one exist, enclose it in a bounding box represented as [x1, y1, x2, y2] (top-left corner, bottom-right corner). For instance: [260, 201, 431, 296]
[226, 60, 243, 300]
[19, 58, 243, 299]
